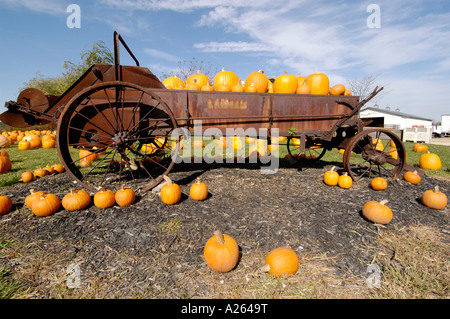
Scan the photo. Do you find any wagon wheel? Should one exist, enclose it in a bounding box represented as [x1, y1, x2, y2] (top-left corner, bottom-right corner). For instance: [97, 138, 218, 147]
[57, 81, 179, 193]
[343, 128, 406, 181]
[286, 137, 326, 162]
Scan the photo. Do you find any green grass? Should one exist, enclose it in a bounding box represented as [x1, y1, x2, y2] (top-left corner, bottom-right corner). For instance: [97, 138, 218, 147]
[1, 137, 449, 190]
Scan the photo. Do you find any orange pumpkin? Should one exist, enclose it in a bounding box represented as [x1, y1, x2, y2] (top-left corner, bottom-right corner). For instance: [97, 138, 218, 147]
[419, 152, 441, 170]
[0, 153, 12, 174]
[412, 143, 428, 153]
[62, 189, 91, 211]
[93, 187, 116, 209]
[21, 171, 35, 183]
[204, 230, 239, 273]
[190, 177, 208, 201]
[163, 74, 185, 89]
[25, 189, 46, 208]
[31, 193, 61, 217]
[160, 175, 181, 205]
[0, 195, 13, 216]
[244, 70, 268, 93]
[329, 84, 346, 95]
[306, 70, 329, 95]
[274, 72, 298, 94]
[296, 84, 311, 94]
[370, 177, 388, 191]
[214, 68, 239, 91]
[362, 199, 393, 225]
[261, 247, 299, 278]
[338, 172, 353, 189]
[403, 170, 421, 185]
[115, 185, 136, 207]
[186, 69, 210, 89]
[323, 166, 339, 186]
[421, 186, 447, 210]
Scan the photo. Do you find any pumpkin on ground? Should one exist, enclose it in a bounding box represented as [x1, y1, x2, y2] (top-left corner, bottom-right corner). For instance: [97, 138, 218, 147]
[0, 135, 11, 148]
[93, 187, 116, 209]
[0, 195, 13, 216]
[261, 247, 299, 278]
[362, 199, 393, 225]
[403, 170, 421, 185]
[204, 230, 239, 273]
[419, 152, 442, 170]
[412, 143, 428, 153]
[21, 171, 35, 183]
[0, 152, 12, 174]
[62, 189, 91, 211]
[25, 189, 46, 208]
[190, 178, 208, 201]
[338, 172, 353, 189]
[31, 193, 60, 217]
[115, 185, 136, 207]
[160, 175, 181, 205]
[421, 186, 447, 210]
[18, 140, 31, 150]
[324, 166, 339, 186]
[370, 177, 388, 191]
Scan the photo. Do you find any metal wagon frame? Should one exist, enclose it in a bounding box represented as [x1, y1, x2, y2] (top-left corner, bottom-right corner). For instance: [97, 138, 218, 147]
[0, 32, 407, 192]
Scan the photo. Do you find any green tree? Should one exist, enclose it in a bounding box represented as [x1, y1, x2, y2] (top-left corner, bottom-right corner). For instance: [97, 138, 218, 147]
[22, 40, 113, 96]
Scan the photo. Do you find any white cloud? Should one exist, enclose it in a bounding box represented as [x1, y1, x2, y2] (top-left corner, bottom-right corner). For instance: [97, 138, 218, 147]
[144, 48, 180, 62]
[193, 41, 272, 53]
[0, 0, 67, 14]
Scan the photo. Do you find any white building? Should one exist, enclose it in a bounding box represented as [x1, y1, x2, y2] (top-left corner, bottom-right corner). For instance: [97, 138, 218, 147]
[359, 106, 434, 143]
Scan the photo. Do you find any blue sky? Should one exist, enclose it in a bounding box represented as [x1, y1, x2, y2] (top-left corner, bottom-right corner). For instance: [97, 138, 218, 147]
[0, 0, 449, 122]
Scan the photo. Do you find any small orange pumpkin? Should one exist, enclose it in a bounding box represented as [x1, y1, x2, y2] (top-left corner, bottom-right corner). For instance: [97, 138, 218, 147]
[403, 170, 421, 185]
[0, 195, 13, 216]
[296, 84, 311, 94]
[324, 166, 339, 186]
[370, 177, 388, 191]
[412, 143, 428, 153]
[338, 172, 353, 189]
[204, 230, 239, 273]
[160, 175, 181, 205]
[25, 189, 46, 208]
[190, 178, 208, 201]
[421, 186, 447, 210]
[93, 187, 116, 209]
[115, 184, 136, 207]
[31, 193, 61, 217]
[62, 189, 91, 211]
[21, 171, 35, 183]
[329, 84, 346, 95]
[362, 199, 393, 225]
[261, 247, 299, 278]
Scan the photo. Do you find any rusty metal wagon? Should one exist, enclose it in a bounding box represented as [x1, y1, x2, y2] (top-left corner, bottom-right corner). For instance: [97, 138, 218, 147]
[0, 32, 407, 192]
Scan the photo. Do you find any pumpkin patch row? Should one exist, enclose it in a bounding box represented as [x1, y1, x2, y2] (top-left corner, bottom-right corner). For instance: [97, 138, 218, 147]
[163, 69, 351, 96]
[18, 185, 136, 217]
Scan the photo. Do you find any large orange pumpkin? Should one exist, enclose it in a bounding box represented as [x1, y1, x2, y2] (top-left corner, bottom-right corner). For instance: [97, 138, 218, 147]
[244, 70, 268, 93]
[419, 152, 441, 170]
[274, 72, 298, 94]
[306, 70, 329, 95]
[162, 75, 185, 89]
[214, 68, 239, 91]
[186, 69, 210, 88]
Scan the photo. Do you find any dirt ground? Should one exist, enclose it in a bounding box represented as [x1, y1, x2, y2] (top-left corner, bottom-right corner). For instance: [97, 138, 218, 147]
[0, 159, 448, 299]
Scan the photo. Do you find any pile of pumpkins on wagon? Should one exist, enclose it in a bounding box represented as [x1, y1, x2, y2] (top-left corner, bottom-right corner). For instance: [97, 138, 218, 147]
[0, 66, 448, 277]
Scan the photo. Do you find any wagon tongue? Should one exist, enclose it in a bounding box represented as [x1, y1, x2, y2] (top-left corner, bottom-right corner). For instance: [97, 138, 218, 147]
[0, 109, 51, 128]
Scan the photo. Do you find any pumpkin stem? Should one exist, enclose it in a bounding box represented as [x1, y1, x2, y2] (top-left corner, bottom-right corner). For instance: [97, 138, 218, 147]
[434, 185, 440, 193]
[214, 230, 225, 245]
[380, 199, 389, 205]
[70, 189, 77, 195]
[260, 264, 271, 273]
[163, 175, 173, 185]
[331, 166, 336, 172]
[413, 170, 418, 174]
